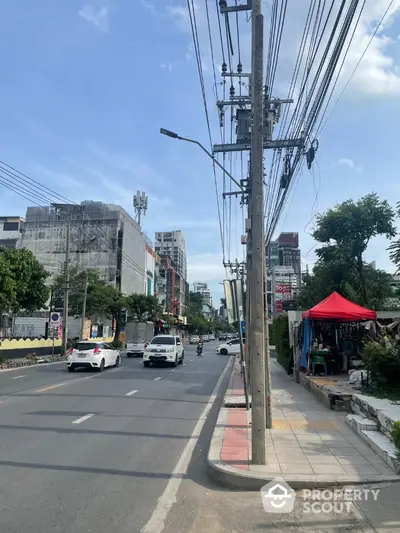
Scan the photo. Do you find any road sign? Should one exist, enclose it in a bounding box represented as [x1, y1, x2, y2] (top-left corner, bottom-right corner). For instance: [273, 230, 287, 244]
[241, 320, 246, 334]
[50, 312, 61, 325]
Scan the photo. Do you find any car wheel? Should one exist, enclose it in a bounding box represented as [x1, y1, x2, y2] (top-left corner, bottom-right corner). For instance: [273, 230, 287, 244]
[67, 366, 74, 372]
[127, 353, 132, 358]
[114, 355, 120, 367]
[179, 352, 184, 364]
[171, 356, 178, 368]
[98, 359, 105, 372]
[143, 361, 150, 368]
[220, 348, 228, 355]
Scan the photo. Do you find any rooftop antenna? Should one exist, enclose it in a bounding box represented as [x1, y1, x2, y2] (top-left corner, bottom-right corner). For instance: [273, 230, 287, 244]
[133, 191, 148, 226]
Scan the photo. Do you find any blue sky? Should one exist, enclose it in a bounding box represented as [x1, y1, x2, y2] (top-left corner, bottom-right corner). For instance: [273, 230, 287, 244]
[1, 1, 400, 304]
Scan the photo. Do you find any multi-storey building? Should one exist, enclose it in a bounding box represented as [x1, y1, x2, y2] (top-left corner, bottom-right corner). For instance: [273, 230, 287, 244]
[0, 216, 24, 248]
[193, 282, 212, 307]
[21, 202, 147, 294]
[157, 254, 181, 315]
[155, 230, 188, 315]
[155, 230, 187, 279]
[144, 235, 160, 297]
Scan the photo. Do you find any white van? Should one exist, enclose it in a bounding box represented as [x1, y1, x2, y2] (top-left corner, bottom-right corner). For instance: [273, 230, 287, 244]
[143, 335, 184, 367]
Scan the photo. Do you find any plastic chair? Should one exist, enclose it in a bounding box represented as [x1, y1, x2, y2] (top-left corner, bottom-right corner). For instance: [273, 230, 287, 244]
[311, 355, 327, 376]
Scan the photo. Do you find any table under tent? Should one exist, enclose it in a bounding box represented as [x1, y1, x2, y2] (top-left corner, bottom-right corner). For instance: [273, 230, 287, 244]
[299, 292, 377, 376]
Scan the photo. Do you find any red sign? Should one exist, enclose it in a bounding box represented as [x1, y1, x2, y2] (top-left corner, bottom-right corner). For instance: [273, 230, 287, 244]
[275, 283, 291, 294]
[275, 300, 283, 312]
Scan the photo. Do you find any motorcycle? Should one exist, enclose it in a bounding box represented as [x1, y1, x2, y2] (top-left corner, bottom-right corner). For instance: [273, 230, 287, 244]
[196, 343, 203, 356]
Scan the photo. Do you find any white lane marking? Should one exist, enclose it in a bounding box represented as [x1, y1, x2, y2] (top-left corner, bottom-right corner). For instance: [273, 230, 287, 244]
[189, 360, 193, 362]
[12, 375, 27, 380]
[154, 377, 162, 381]
[183, 364, 187, 367]
[141, 357, 233, 533]
[72, 413, 95, 425]
[170, 369, 176, 373]
[125, 389, 138, 396]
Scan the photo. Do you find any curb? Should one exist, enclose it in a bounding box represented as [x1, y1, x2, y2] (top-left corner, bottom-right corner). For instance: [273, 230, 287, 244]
[0, 357, 66, 372]
[207, 368, 400, 490]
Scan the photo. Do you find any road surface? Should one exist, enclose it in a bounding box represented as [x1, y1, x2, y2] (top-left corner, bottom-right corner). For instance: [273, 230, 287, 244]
[0, 343, 397, 532]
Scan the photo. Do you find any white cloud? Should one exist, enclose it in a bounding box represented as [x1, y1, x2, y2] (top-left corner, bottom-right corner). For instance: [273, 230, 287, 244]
[78, 4, 110, 33]
[140, 0, 156, 13]
[187, 252, 225, 284]
[161, 61, 178, 73]
[338, 158, 363, 173]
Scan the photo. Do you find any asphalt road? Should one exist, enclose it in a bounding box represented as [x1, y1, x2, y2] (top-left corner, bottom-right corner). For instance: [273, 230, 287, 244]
[0, 343, 398, 533]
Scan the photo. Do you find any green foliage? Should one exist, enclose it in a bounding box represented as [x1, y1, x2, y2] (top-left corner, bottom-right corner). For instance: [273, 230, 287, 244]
[312, 193, 396, 306]
[0, 248, 49, 314]
[363, 340, 400, 390]
[391, 421, 400, 456]
[271, 314, 290, 370]
[188, 292, 203, 316]
[297, 193, 397, 310]
[126, 294, 160, 320]
[111, 339, 124, 349]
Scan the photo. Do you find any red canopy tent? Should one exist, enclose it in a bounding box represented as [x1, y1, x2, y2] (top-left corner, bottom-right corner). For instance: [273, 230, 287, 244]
[302, 291, 376, 321]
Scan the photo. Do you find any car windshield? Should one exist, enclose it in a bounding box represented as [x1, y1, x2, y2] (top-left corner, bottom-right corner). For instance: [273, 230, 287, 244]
[150, 337, 175, 345]
[74, 342, 98, 351]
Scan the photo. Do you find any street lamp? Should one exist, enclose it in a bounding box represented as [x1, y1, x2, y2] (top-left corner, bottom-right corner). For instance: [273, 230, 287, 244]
[160, 128, 243, 191]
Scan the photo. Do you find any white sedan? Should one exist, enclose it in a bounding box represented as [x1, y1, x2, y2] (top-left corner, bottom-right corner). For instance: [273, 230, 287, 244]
[67, 341, 121, 372]
[216, 338, 241, 355]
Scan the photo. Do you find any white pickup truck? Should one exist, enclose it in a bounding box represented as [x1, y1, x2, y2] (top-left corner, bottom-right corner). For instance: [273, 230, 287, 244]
[126, 340, 148, 357]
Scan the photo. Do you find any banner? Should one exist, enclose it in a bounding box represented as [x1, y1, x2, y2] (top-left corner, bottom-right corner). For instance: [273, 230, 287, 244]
[223, 280, 235, 325]
[233, 279, 244, 323]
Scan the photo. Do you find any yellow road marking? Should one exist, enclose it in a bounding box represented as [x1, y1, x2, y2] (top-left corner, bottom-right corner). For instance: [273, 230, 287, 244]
[35, 382, 68, 393]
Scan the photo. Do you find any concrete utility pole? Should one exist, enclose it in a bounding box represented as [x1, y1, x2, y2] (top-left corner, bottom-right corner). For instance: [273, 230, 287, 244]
[249, 0, 267, 464]
[80, 271, 88, 340]
[62, 221, 70, 355]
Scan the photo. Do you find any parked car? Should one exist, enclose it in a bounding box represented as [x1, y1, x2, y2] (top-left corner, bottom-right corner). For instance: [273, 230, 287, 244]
[189, 335, 200, 344]
[143, 335, 184, 367]
[216, 338, 241, 355]
[67, 341, 121, 372]
[126, 339, 148, 357]
[218, 334, 227, 341]
[209, 334, 215, 341]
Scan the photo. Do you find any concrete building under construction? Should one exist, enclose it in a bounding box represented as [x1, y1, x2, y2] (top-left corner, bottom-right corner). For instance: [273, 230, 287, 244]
[21, 202, 147, 295]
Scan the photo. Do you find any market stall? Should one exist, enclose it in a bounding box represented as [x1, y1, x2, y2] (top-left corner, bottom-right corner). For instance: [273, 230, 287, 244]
[300, 292, 376, 375]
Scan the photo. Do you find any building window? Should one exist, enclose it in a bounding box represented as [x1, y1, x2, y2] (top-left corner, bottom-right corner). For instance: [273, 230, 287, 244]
[3, 222, 19, 231]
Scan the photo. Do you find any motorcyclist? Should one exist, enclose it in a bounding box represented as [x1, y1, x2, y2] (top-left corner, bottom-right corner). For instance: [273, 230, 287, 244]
[196, 339, 204, 355]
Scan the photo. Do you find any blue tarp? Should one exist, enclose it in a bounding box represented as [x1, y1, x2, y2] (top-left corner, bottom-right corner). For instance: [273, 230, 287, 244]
[300, 317, 313, 368]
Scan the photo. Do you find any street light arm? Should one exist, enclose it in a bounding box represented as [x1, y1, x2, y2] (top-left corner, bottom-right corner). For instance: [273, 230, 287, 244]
[177, 136, 243, 191]
[159, 128, 243, 191]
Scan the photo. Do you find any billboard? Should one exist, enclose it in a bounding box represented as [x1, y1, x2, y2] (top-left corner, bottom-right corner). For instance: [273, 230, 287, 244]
[275, 300, 283, 313]
[275, 283, 292, 294]
[233, 279, 244, 323]
[223, 280, 235, 325]
[278, 232, 299, 248]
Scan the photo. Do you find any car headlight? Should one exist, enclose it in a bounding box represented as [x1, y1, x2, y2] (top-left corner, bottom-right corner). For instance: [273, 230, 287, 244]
[167, 348, 175, 353]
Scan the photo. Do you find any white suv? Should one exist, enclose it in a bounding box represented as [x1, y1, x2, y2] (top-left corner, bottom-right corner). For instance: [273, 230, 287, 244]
[143, 335, 184, 367]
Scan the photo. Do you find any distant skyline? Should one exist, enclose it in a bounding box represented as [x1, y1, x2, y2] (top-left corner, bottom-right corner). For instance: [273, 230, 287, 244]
[1, 1, 400, 304]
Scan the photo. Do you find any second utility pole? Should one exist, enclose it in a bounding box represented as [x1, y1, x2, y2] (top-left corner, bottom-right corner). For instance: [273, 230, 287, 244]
[249, 0, 266, 464]
[62, 221, 70, 355]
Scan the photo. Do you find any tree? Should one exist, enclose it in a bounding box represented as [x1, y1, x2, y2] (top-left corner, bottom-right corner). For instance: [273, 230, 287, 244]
[126, 294, 160, 320]
[187, 292, 203, 316]
[53, 267, 126, 341]
[297, 260, 396, 310]
[0, 248, 49, 313]
[313, 193, 396, 306]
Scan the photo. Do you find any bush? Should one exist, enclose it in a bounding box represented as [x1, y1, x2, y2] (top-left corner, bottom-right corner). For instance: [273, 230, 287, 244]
[271, 314, 290, 370]
[392, 421, 400, 458]
[363, 340, 400, 388]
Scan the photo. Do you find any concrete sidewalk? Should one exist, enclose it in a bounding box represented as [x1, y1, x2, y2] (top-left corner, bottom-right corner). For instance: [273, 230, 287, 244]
[208, 357, 400, 489]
